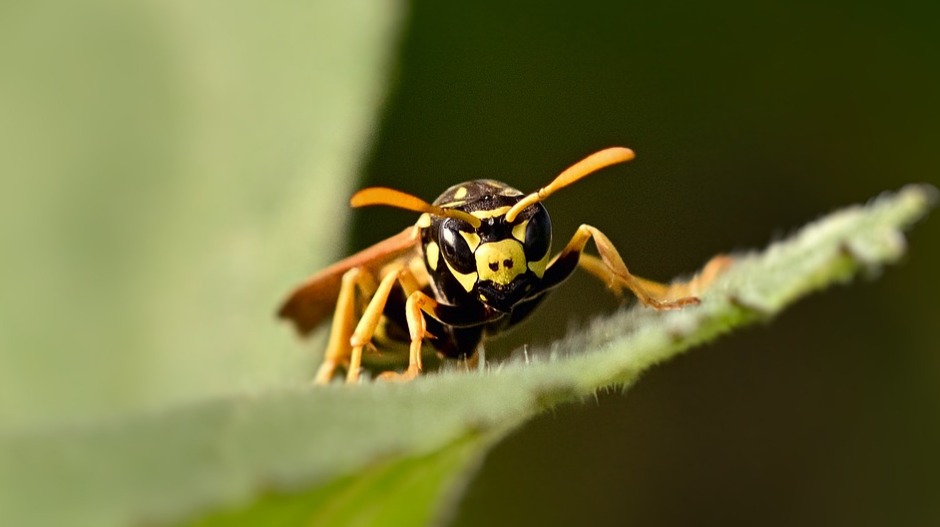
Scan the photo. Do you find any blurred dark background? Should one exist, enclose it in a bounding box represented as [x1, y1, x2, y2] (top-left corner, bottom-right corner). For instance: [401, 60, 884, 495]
[350, 1, 940, 525]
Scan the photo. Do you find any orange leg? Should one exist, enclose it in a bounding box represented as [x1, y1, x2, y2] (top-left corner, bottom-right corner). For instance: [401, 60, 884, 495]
[345, 264, 425, 383]
[553, 224, 730, 309]
[377, 291, 439, 383]
[314, 267, 376, 384]
[579, 252, 732, 302]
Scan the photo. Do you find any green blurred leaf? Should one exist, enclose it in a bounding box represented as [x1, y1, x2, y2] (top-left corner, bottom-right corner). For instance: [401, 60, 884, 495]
[0, 1, 404, 427]
[188, 435, 488, 527]
[0, 186, 932, 527]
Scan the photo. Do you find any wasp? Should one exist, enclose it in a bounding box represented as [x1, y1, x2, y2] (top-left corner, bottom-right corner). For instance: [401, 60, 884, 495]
[279, 147, 727, 383]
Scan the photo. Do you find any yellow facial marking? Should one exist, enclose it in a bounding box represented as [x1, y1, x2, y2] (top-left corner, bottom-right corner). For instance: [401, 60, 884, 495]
[444, 259, 478, 292]
[476, 239, 526, 285]
[416, 213, 432, 228]
[470, 206, 511, 219]
[511, 220, 529, 243]
[454, 186, 468, 199]
[426, 240, 440, 271]
[527, 249, 551, 278]
[459, 231, 481, 252]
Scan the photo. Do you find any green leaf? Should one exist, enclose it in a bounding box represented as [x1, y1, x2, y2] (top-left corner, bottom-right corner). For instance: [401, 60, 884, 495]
[188, 434, 489, 527]
[0, 185, 933, 527]
[0, 1, 404, 427]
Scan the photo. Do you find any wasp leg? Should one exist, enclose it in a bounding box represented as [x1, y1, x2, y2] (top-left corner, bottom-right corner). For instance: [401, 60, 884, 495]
[313, 267, 377, 384]
[464, 346, 483, 372]
[578, 253, 628, 297]
[376, 288, 498, 382]
[544, 224, 705, 309]
[376, 291, 439, 383]
[656, 253, 734, 299]
[579, 252, 732, 302]
[346, 264, 424, 384]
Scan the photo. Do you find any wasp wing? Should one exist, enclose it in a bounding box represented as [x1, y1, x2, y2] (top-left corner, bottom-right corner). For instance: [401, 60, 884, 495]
[278, 226, 420, 336]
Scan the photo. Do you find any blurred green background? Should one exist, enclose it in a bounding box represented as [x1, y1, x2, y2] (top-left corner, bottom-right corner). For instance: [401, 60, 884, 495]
[1, 0, 937, 525]
[352, 1, 940, 526]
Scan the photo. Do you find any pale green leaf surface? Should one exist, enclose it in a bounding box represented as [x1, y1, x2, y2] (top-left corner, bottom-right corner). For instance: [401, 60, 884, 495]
[0, 186, 933, 527]
[0, 1, 404, 427]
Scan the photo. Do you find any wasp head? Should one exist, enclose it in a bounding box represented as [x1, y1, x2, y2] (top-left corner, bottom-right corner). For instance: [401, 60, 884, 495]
[432, 181, 552, 313]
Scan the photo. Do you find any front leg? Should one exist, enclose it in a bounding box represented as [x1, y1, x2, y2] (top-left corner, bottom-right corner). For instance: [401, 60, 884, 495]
[377, 293, 496, 382]
[540, 224, 713, 309]
[578, 252, 732, 303]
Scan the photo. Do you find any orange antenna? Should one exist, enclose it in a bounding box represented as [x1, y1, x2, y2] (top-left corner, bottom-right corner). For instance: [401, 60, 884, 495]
[351, 187, 483, 228]
[504, 147, 636, 222]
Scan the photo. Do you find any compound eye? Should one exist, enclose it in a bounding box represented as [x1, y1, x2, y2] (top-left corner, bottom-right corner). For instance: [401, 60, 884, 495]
[522, 204, 552, 262]
[439, 219, 476, 273]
